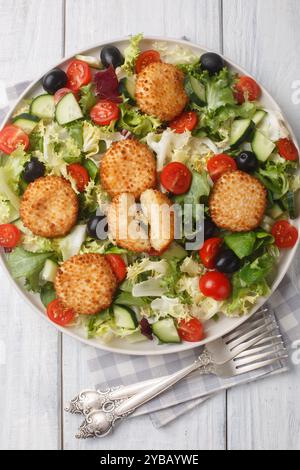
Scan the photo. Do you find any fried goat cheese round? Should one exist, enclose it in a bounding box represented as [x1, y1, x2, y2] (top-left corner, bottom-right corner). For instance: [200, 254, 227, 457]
[100, 139, 156, 199]
[20, 176, 78, 238]
[55, 254, 118, 315]
[209, 171, 267, 232]
[135, 62, 188, 122]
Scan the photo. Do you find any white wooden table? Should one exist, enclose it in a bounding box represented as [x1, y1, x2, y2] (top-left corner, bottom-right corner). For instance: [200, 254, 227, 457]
[0, 0, 300, 451]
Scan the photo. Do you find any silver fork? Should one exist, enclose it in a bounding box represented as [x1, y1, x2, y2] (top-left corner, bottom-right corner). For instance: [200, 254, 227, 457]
[73, 319, 288, 438]
[66, 309, 277, 416]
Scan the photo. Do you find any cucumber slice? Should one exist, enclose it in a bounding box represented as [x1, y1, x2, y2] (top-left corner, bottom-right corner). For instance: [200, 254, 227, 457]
[119, 77, 136, 103]
[55, 92, 83, 125]
[230, 119, 255, 148]
[260, 215, 274, 233]
[252, 110, 267, 126]
[113, 305, 138, 330]
[287, 191, 297, 219]
[30, 94, 55, 119]
[75, 54, 103, 69]
[252, 130, 276, 162]
[268, 203, 283, 220]
[40, 259, 58, 283]
[83, 159, 98, 180]
[184, 75, 206, 106]
[152, 318, 181, 344]
[13, 113, 40, 134]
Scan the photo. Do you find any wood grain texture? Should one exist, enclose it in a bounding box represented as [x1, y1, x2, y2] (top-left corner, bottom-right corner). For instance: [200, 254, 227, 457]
[223, 0, 300, 451]
[62, 0, 227, 450]
[65, 0, 222, 53]
[0, 0, 64, 450]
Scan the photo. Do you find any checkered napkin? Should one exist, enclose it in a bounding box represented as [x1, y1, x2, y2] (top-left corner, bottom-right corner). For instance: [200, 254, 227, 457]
[1, 81, 300, 429]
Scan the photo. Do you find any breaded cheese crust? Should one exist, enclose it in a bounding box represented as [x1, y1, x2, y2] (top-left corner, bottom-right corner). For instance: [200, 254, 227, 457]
[20, 176, 78, 238]
[100, 139, 156, 199]
[140, 189, 175, 252]
[55, 254, 117, 315]
[107, 193, 151, 253]
[135, 62, 188, 122]
[209, 171, 267, 232]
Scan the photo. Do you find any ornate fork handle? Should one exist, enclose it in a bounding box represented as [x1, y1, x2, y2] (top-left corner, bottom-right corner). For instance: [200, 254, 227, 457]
[76, 350, 214, 439]
[66, 347, 207, 416]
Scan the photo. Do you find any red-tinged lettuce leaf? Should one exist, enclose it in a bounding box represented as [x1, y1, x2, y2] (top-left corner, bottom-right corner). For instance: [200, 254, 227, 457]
[140, 317, 153, 340]
[94, 66, 121, 103]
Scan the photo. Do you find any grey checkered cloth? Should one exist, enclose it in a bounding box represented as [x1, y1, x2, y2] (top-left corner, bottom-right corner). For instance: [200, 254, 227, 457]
[1, 81, 300, 429]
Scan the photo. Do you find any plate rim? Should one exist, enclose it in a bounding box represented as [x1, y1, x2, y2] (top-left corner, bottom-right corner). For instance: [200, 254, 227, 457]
[0, 35, 299, 356]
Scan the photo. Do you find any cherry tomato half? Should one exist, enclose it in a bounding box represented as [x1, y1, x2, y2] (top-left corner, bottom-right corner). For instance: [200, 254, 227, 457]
[207, 154, 237, 182]
[0, 224, 21, 248]
[199, 271, 231, 301]
[271, 220, 299, 249]
[0, 125, 29, 155]
[170, 111, 198, 134]
[66, 59, 92, 92]
[160, 162, 192, 195]
[277, 138, 299, 162]
[67, 163, 90, 192]
[54, 87, 76, 104]
[178, 318, 205, 342]
[234, 76, 262, 104]
[199, 237, 223, 269]
[47, 299, 75, 326]
[135, 50, 161, 74]
[90, 100, 120, 126]
[105, 254, 127, 282]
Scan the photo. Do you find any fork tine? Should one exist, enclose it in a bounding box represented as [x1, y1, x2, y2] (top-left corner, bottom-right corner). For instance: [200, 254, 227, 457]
[227, 331, 272, 359]
[234, 346, 287, 367]
[236, 338, 284, 358]
[228, 318, 274, 350]
[224, 316, 267, 343]
[234, 354, 289, 375]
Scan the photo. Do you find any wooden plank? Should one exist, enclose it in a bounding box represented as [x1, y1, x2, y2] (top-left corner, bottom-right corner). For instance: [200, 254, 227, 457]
[63, 0, 226, 450]
[0, 0, 64, 450]
[223, 0, 300, 450]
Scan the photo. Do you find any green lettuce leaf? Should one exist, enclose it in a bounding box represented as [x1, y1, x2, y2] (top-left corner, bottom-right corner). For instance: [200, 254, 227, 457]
[121, 33, 143, 75]
[40, 282, 56, 307]
[257, 160, 292, 200]
[118, 102, 161, 137]
[79, 83, 97, 115]
[7, 247, 53, 279]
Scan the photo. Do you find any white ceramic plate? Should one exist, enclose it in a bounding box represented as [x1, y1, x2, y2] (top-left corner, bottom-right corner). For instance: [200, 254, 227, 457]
[1, 36, 299, 355]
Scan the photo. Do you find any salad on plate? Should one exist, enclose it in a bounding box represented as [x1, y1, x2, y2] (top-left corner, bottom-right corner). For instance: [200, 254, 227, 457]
[0, 34, 299, 346]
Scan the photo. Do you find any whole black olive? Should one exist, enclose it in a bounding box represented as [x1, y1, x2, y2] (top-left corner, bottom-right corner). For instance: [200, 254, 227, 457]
[23, 158, 45, 183]
[236, 151, 259, 173]
[42, 68, 68, 94]
[215, 249, 241, 273]
[87, 214, 108, 240]
[200, 53, 225, 75]
[100, 46, 124, 69]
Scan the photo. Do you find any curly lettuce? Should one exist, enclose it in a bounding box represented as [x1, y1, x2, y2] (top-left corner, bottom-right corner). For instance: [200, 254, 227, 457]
[118, 102, 161, 138]
[121, 33, 143, 75]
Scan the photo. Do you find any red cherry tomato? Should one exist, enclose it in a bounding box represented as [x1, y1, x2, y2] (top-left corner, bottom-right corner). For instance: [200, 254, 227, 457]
[67, 163, 90, 192]
[178, 318, 205, 342]
[207, 154, 237, 182]
[54, 88, 76, 104]
[105, 254, 127, 282]
[234, 76, 262, 104]
[276, 138, 299, 162]
[271, 220, 299, 249]
[199, 271, 232, 301]
[47, 299, 75, 326]
[135, 50, 161, 74]
[66, 59, 92, 92]
[160, 162, 192, 195]
[0, 125, 29, 155]
[0, 224, 21, 248]
[90, 100, 120, 126]
[170, 111, 198, 134]
[199, 237, 223, 269]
